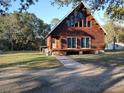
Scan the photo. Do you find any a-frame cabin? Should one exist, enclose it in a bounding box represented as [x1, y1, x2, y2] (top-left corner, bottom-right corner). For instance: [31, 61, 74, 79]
[46, 2, 106, 55]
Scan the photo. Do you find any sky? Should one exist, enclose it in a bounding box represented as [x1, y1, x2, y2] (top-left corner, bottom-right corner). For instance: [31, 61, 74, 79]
[9, 0, 106, 25]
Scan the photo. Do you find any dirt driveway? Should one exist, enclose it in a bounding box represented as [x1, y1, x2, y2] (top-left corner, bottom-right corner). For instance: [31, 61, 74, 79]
[0, 56, 124, 93]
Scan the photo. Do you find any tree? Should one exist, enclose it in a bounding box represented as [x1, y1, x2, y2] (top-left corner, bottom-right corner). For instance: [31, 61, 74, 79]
[0, 12, 49, 51]
[103, 22, 113, 44]
[0, 14, 20, 50]
[103, 21, 124, 50]
[118, 27, 124, 43]
[50, 18, 60, 27]
[13, 12, 49, 50]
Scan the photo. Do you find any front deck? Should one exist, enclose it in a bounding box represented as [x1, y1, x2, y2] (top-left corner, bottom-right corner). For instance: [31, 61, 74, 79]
[52, 48, 100, 55]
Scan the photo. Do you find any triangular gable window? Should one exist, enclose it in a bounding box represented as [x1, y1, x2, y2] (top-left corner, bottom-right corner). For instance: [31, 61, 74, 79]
[66, 11, 86, 27]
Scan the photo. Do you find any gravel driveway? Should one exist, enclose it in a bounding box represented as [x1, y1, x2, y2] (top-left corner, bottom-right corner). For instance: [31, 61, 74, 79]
[0, 56, 124, 93]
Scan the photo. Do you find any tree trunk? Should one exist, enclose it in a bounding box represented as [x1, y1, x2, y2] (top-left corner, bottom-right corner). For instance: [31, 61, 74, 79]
[113, 36, 116, 50]
[10, 39, 14, 51]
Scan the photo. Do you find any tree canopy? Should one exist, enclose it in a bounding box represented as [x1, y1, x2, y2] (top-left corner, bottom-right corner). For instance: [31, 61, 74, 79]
[0, 12, 50, 51]
[0, 0, 38, 15]
[0, 0, 123, 22]
[50, 18, 60, 27]
[103, 21, 124, 44]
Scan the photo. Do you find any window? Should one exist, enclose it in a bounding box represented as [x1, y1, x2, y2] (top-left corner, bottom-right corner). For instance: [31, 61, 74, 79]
[86, 37, 90, 48]
[75, 22, 78, 27]
[67, 37, 76, 48]
[79, 21, 82, 27]
[70, 16, 75, 26]
[67, 38, 71, 48]
[78, 12, 83, 20]
[83, 18, 86, 27]
[66, 20, 70, 26]
[81, 37, 91, 48]
[88, 21, 90, 27]
[81, 38, 85, 48]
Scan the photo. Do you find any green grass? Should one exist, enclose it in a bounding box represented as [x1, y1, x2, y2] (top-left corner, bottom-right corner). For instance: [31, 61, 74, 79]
[0, 51, 62, 70]
[70, 51, 124, 68]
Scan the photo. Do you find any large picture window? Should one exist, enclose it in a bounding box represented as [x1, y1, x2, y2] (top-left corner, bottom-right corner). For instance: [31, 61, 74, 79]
[67, 37, 76, 48]
[81, 37, 91, 48]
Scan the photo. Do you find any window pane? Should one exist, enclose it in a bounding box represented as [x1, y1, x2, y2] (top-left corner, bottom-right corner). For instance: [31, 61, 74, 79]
[67, 38, 71, 48]
[88, 21, 90, 27]
[70, 16, 75, 26]
[83, 18, 86, 27]
[81, 38, 85, 48]
[79, 21, 82, 27]
[66, 20, 70, 26]
[81, 37, 90, 48]
[67, 38, 76, 48]
[72, 38, 76, 48]
[78, 12, 83, 20]
[86, 38, 90, 48]
[75, 22, 78, 27]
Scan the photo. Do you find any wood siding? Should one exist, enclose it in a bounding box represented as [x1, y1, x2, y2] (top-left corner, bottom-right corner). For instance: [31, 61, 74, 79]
[46, 3, 106, 54]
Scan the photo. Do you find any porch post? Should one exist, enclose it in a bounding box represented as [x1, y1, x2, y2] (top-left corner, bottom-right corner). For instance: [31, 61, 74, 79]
[49, 36, 52, 50]
[47, 36, 52, 50]
[59, 36, 62, 49]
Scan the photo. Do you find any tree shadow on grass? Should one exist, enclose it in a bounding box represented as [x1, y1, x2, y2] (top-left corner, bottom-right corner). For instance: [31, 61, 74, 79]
[0, 71, 54, 93]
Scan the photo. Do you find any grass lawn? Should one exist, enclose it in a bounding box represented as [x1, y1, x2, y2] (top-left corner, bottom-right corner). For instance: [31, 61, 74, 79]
[70, 51, 124, 68]
[0, 51, 62, 70]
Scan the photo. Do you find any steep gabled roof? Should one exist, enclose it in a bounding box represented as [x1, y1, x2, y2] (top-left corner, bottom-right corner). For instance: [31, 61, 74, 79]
[45, 3, 80, 38]
[46, 2, 107, 38]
